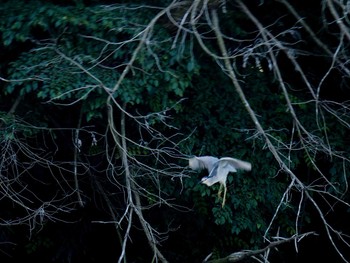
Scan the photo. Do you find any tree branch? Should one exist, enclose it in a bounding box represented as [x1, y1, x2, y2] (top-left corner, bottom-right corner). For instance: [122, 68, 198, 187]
[204, 232, 317, 263]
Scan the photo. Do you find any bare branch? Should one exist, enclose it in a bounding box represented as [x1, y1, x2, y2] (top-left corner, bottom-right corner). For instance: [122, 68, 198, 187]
[204, 232, 317, 263]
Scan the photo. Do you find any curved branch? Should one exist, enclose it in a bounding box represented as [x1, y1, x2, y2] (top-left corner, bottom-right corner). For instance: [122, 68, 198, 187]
[204, 232, 317, 263]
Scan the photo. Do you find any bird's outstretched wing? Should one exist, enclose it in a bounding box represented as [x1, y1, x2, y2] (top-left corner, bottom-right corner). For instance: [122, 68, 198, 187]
[189, 156, 219, 172]
[219, 157, 252, 171]
[206, 157, 251, 179]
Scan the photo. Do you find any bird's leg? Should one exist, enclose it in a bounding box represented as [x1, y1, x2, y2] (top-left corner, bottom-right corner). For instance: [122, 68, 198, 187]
[218, 184, 223, 199]
[221, 185, 227, 207]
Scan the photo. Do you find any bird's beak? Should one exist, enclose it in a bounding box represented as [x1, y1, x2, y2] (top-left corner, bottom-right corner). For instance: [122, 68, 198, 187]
[197, 177, 207, 185]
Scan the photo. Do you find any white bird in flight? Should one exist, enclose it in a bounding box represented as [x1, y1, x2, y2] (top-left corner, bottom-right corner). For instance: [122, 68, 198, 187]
[189, 156, 252, 207]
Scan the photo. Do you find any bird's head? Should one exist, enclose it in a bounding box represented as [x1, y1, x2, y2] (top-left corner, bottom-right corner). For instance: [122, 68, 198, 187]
[200, 176, 217, 186]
